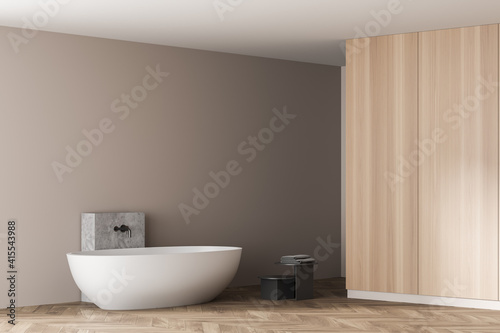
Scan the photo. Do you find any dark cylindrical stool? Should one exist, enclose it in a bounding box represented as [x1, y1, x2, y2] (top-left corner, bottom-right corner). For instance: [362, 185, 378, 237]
[258, 275, 295, 300]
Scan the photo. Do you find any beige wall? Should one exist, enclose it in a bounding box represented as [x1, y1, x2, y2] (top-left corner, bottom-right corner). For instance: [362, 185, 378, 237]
[0, 27, 341, 306]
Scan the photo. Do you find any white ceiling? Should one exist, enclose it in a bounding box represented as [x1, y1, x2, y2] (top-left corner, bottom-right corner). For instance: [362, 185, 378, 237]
[0, 0, 499, 66]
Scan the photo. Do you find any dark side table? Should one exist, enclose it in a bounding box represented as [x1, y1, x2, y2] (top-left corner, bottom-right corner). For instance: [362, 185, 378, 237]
[275, 262, 317, 300]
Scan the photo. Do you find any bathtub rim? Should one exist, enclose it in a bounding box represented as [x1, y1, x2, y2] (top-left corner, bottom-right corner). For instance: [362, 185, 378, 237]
[66, 245, 242, 257]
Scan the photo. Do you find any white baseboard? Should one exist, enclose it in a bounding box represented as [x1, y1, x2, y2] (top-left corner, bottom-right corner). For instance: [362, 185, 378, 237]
[348, 290, 500, 311]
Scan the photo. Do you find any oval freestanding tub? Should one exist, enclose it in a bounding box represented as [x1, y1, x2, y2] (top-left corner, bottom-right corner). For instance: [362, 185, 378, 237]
[67, 246, 242, 310]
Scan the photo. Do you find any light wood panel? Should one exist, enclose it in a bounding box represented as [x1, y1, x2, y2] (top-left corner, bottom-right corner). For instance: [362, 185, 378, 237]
[419, 24, 499, 300]
[346, 33, 418, 293]
[3, 279, 500, 332]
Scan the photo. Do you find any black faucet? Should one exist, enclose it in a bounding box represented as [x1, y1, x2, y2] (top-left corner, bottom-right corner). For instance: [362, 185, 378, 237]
[114, 225, 132, 238]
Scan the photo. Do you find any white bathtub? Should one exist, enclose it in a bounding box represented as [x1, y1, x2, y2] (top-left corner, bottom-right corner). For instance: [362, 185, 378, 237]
[67, 246, 242, 310]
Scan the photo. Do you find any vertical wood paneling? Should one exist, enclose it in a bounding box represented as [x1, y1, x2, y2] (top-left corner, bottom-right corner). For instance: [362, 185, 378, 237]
[346, 33, 418, 293]
[418, 25, 499, 300]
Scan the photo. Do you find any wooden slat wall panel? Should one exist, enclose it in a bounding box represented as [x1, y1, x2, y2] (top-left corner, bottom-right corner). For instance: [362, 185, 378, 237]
[418, 24, 499, 300]
[346, 33, 418, 294]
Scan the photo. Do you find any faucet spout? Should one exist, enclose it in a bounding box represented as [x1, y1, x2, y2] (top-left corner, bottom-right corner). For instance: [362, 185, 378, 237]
[114, 224, 132, 238]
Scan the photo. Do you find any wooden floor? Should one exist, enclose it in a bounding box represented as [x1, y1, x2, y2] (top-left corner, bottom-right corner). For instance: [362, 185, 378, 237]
[2, 278, 500, 332]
